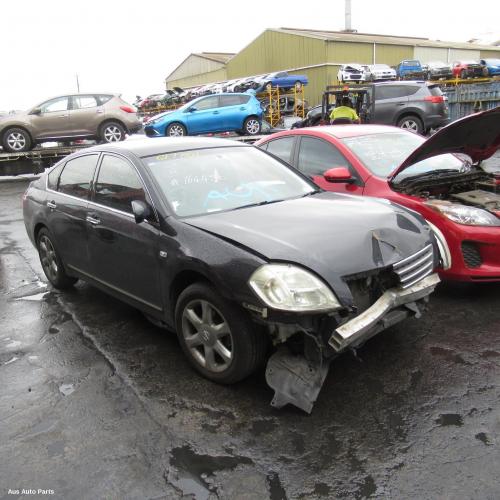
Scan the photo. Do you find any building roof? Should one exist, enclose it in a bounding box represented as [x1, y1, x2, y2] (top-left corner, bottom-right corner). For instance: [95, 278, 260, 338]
[194, 52, 235, 64]
[275, 27, 500, 51]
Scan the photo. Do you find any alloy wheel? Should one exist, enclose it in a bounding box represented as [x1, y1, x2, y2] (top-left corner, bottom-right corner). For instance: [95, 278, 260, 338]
[168, 124, 185, 136]
[246, 119, 260, 135]
[7, 132, 27, 151]
[39, 235, 58, 282]
[400, 120, 419, 132]
[181, 299, 233, 373]
[103, 125, 123, 142]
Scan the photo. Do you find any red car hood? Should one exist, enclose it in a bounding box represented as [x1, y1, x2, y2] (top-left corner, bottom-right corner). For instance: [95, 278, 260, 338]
[389, 107, 500, 182]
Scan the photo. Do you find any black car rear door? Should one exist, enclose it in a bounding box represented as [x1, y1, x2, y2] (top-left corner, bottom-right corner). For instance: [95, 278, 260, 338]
[86, 153, 162, 312]
[45, 153, 100, 274]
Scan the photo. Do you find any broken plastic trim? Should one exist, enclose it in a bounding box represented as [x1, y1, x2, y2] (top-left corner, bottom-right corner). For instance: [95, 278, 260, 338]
[329, 273, 440, 353]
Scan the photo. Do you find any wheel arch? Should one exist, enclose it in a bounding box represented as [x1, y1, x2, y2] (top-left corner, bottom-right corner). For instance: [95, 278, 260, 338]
[34, 222, 47, 243]
[394, 110, 425, 127]
[165, 121, 188, 136]
[169, 269, 214, 320]
[99, 118, 128, 134]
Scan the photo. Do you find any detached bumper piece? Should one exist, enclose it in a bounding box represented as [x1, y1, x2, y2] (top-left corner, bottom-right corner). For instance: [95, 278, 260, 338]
[266, 347, 330, 414]
[329, 273, 440, 353]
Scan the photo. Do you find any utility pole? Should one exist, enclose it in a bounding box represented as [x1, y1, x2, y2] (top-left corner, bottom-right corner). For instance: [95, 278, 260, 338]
[76, 74, 80, 93]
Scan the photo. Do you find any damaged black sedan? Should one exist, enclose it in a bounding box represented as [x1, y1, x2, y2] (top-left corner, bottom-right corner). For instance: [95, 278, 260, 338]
[23, 137, 442, 412]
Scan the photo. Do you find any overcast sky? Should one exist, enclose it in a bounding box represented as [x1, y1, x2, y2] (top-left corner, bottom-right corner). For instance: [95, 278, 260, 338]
[1, 0, 498, 110]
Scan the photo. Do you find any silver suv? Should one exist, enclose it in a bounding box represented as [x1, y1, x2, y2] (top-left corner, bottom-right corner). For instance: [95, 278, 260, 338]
[0, 93, 141, 152]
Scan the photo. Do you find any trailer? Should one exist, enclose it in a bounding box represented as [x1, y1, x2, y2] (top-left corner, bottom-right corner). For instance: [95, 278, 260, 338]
[0, 136, 265, 176]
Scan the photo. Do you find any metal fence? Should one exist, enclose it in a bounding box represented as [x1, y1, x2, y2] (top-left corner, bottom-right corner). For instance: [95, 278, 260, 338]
[442, 81, 500, 121]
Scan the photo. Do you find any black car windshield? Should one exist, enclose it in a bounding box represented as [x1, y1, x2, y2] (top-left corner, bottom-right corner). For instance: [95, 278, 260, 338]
[341, 132, 468, 180]
[144, 146, 315, 217]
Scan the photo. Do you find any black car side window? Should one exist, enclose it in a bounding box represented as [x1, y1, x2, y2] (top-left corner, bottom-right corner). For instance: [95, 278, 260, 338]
[47, 162, 65, 191]
[57, 154, 99, 199]
[94, 155, 146, 214]
[297, 137, 352, 177]
[266, 137, 294, 163]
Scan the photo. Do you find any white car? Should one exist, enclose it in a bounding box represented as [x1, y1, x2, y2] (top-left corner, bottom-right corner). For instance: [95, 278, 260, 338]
[337, 64, 368, 83]
[365, 64, 397, 81]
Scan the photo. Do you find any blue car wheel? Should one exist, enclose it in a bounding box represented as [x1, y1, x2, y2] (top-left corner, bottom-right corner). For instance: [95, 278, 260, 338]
[166, 123, 187, 137]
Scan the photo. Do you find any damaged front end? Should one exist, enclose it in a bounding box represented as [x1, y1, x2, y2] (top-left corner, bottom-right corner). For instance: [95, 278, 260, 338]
[246, 247, 440, 413]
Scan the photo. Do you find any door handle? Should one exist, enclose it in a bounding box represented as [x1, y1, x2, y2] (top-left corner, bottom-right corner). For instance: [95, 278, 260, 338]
[59, 114, 68, 118]
[47, 200, 57, 209]
[213, 111, 220, 114]
[396, 103, 405, 106]
[97, 109, 104, 114]
[86, 215, 101, 225]
[239, 107, 246, 110]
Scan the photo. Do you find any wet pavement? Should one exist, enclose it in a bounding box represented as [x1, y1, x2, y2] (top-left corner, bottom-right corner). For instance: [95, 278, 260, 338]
[1, 178, 499, 500]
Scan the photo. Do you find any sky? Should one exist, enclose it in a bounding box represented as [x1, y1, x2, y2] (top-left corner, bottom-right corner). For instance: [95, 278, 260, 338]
[1, 0, 499, 111]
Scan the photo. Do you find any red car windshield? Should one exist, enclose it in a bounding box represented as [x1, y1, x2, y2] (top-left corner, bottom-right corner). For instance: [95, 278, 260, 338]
[340, 132, 468, 180]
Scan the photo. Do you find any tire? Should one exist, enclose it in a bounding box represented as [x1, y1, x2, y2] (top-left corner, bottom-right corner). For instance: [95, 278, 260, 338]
[243, 116, 261, 136]
[37, 228, 77, 289]
[100, 121, 126, 143]
[2, 127, 32, 152]
[397, 115, 423, 134]
[166, 122, 187, 137]
[175, 283, 268, 384]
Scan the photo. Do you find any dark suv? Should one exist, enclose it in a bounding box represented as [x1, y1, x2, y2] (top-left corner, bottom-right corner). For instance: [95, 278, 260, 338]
[299, 82, 449, 134]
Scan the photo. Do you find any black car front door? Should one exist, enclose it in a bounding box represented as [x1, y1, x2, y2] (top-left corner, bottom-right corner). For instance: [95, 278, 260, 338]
[45, 153, 100, 275]
[86, 153, 162, 312]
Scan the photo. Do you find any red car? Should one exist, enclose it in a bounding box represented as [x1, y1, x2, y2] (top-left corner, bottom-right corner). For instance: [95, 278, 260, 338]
[452, 60, 484, 79]
[256, 108, 500, 282]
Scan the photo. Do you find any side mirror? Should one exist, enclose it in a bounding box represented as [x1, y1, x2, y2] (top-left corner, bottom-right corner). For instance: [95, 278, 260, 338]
[187, 107, 197, 112]
[131, 200, 152, 224]
[323, 167, 355, 183]
[31, 107, 42, 115]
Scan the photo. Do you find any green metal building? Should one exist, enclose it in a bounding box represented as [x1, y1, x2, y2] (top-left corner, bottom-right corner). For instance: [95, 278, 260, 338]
[165, 28, 500, 106]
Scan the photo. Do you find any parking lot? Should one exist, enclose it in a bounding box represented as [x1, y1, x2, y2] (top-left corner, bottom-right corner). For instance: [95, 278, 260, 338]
[1, 177, 499, 499]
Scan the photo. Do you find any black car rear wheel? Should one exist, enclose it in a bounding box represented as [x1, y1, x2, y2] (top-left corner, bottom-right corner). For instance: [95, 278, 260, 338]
[37, 228, 77, 289]
[2, 128, 32, 152]
[397, 115, 423, 134]
[175, 283, 268, 384]
[100, 122, 126, 143]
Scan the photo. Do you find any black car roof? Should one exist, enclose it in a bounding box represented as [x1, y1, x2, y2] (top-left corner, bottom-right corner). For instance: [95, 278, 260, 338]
[84, 137, 250, 158]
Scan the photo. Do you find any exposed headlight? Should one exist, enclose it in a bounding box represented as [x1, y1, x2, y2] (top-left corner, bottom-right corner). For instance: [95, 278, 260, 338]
[425, 202, 500, 226]
[248, 264, 341, 312]
[425, 220, 452, 270]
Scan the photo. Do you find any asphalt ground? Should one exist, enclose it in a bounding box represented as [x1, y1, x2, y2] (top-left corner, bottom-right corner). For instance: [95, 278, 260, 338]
[1, 178, 499, 500]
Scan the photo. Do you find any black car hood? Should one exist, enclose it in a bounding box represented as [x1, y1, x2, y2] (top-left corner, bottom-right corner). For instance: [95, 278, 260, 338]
[389, 107, 500, 181]
[185, 192, 433, 305]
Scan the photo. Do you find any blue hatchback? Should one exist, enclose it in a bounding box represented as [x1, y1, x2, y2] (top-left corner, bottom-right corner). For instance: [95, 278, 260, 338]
[144, 93, 263, 137]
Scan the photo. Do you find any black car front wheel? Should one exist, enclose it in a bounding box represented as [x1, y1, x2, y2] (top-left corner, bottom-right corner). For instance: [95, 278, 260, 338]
[37, 228, 77, 289]
[2, 128, 32, 152]
[175, 283, 268, 384]
[397, 115, 423, 134]
[100, 122, 126, 143]
[243, 117, 261, 135]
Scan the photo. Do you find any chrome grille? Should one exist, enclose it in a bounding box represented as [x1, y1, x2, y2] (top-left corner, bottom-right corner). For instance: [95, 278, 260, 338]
[393, 244, 434, 289]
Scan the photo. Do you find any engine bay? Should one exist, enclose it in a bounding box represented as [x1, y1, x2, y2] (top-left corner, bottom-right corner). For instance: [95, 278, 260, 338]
[392, 170, 500, 215]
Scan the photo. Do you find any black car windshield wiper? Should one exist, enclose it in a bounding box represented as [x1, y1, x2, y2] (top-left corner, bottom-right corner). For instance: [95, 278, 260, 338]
[233, 199, 287, 210]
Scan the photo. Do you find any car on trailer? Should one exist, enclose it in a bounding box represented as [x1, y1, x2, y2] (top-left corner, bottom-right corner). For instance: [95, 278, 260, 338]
[365, 64, 397, 81]
[256, 107, 500, 282]
[255, 72, 308, 92]
[143, 93, 263, 137]
[337, 64, 368, 83]
[479, 59, 500, 77]
[23, 136, 441, 412]
[452, 60, 484, 79]
[0, 93, 141, 153]
[396, 60, 425, 80]
[422, 61, 453, 81]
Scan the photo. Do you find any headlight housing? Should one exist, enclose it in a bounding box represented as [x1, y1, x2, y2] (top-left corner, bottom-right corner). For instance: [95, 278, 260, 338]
[425, 201, 500, 226]
[248, 264, 341, 312]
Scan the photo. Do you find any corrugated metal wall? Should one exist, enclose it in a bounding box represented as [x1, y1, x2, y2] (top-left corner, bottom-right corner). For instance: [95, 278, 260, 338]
[449, 49, 481, 61]
[327, 41, 373, 63]
[166, 68, 228, 90]
[414, 47, 448, 63]
[288, 66, 328, 108]
[374, 44, 413, 65]
[226, 31, 326, 78]
[480, 49, 500, 58]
